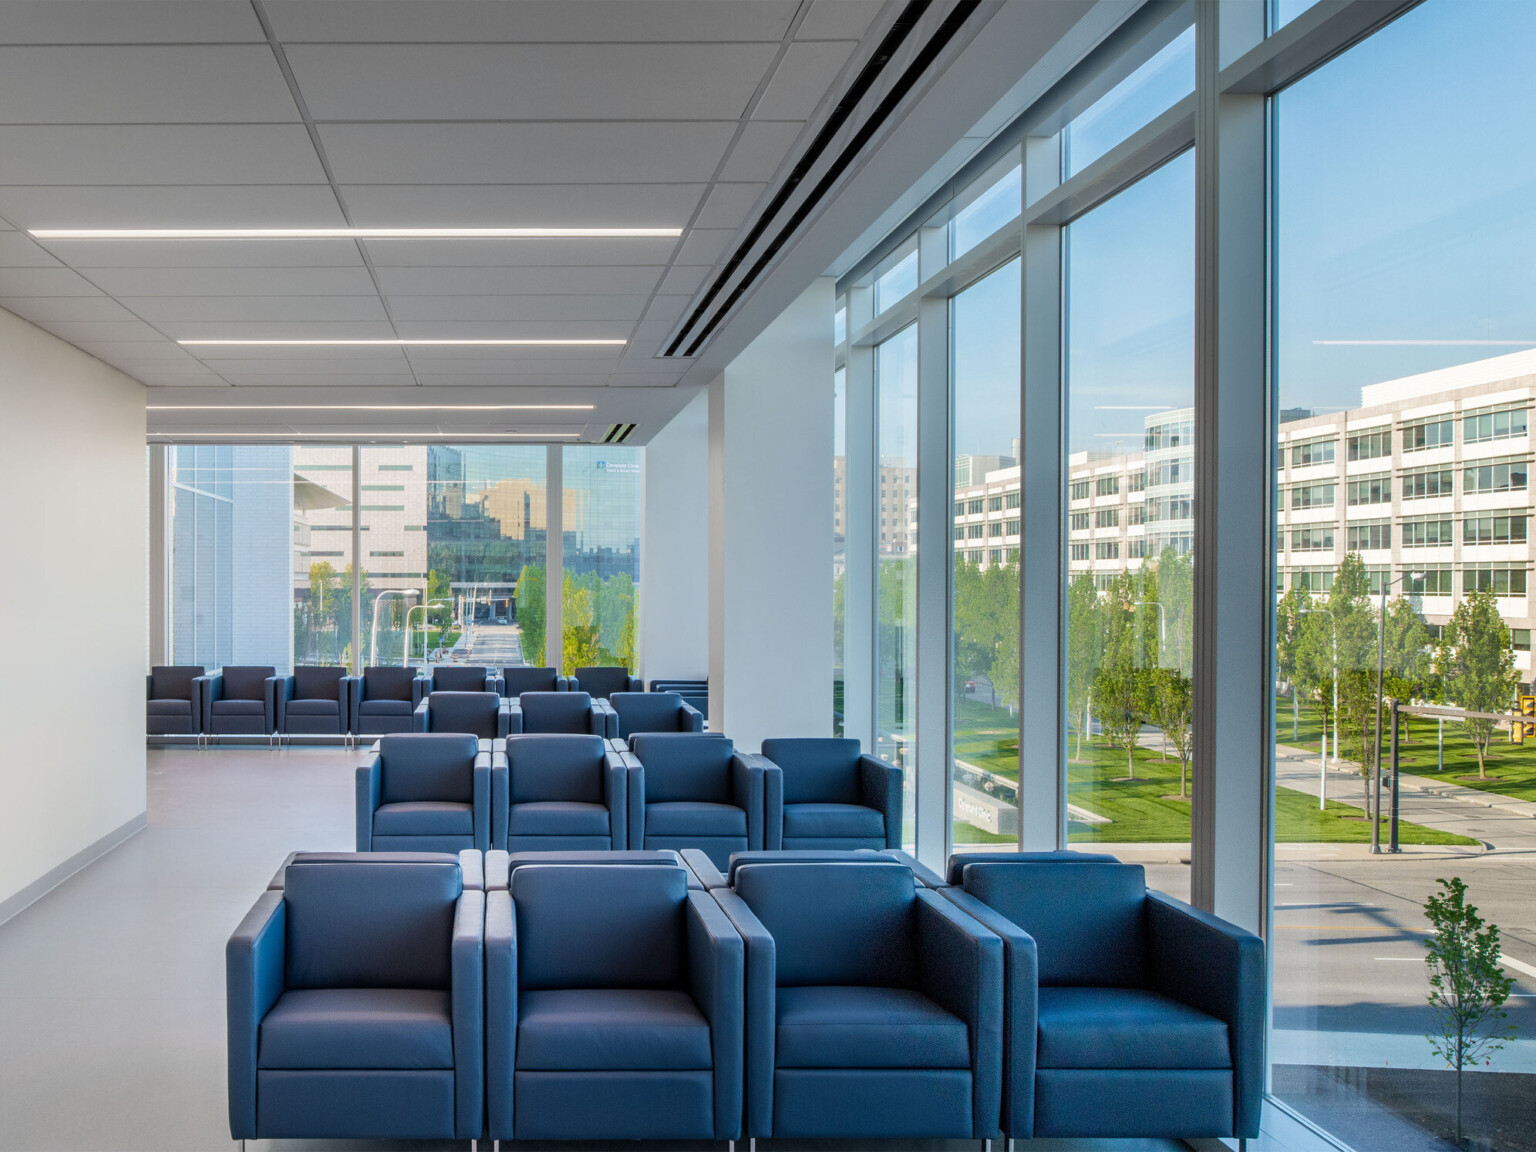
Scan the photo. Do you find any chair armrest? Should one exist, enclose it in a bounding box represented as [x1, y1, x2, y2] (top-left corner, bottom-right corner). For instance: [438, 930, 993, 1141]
[486, 672, 503, 696]
[145, 673, 152, 701]
[1147, 891, 1267, 1137]
[343, 676, 362, 733]
[877, 848, 947, 889]
[939, 887, 1038, 1138]
[451, 890, 485, 1139]
[680, 700, 705, 732]
[226, 890, 286, 1140]
[200, 674, 223, 732]
[412, 675, 429, 709]
[589, 699, 618, 738]
[758, 756, 783, 851]
[627, 674, 643, 693]
[270, 675, 295, 730]
[709, 888, 776, 1138]
[687, 891, 745, 1139]
[484, 890, 516, 1141]
[413, 697, 429, 732]
[496, 700, 512, 739]
[262, 676, 281, 734]
[680, 847, 728, 890]
[355, 757, 381, 850]
[916, 890, 1003, 1139]
[473, 751, 493, 850]
[457, 848, 484, 891]
[859, 754, 904, 848]
[566, 674, 580, 693]
[730, 754, 765, 850]
[503, 699, 523, 735]
[603, 749, 628, 849]
[483, 849, 509, 890]
[621, 750, 645, 850]
[491, 751, 509, 850]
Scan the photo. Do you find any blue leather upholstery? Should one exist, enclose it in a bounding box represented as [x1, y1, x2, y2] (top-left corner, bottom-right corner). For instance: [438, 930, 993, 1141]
[627, 734, 766, 868]
[348, 667, 428, 735]
[487, 865, 744, 1141]
[274, 666, 348, 735]
[226, 858, 483, 1142]
[716, 860, 1001, 1140]
[355, 733, 490, 852]
[716, 849, 930, 892]
[485, 849, 702, 891]
[202, 666, 278, 735]
[415, 690, 510, 740]
[759, 738, 902, 850]
[944, 848, 1120, 886]
[506, 690, 615, 737]
[426, 665, 495, 694]
[648, 678, 708, 722]
[610, 691, 704, 738]
[147, 665, 204, 734]
[493, 734, 627, 850]
[502, 666, 568, 695]
[268, 850, 482, 892]
[570, 665, 642, 700]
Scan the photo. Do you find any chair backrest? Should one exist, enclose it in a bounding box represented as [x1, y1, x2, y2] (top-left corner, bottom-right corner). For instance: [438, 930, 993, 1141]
[944, 848, 1120, 887]
[506, 734, 606, 804]
[519, 691, 592, 734]
[504, 666, 561, 695]
[630, 733, 734, 803]
[379, 733, 479, 803]
[283, 858, 461, 990]
[364, 666, 419, 701]
[962, 860, 1148, 987]
[221, 665, 275, 701]
[760, 737, 862, 804]
[610, 691, 685, 738]
[425, 690, 500, 737]
[293, 665, 346, 702]
[431, 665, 490, 693]
[150, 665, 203, 701]
[734, 861, 917, 988]
[726, 848, 883, 887]
[574, 666, 631, 700]
[512, 864, 688, 990]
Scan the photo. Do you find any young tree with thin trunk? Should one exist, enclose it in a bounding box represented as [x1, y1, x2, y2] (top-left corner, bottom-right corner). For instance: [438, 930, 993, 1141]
[1437, 589, 1518, 778]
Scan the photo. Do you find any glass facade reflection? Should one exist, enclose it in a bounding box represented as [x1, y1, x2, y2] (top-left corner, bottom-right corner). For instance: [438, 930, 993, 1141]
[562, 445, 642, 675]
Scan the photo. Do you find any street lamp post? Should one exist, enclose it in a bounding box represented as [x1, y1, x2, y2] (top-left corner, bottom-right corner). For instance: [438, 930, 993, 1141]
[369, 589, 420, 670]
[419, 599, 454, 663]
[1299, 607, 1337, 809]
[1372, 570, 1424, 854]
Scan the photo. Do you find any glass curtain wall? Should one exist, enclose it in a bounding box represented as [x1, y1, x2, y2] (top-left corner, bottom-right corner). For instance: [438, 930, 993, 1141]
[833, 363, 847, 735]
[1270, 2, 1536, 1146]
[561, 445, 642, 677]
[291, 447, 353, 668]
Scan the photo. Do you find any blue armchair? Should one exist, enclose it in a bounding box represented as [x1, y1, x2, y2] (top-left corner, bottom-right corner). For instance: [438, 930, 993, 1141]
[356, 733, 492, 852]
[681, 847, 942, 891]
[147, 664, 205, 735]
[758, 737, 903, 850]
[226, 856, 483, 1142]
[494, 733, 627, 851]
[649, 678, 708, 722]
[569, 665, 641, 700]
[273, 665, 348, 738]
[625, 733, 766, 868]
[501, 666, 568, 695]
[423, 664, 498, 695]
[610, 691, 705, 741]
[486, 864, 743, 1141]
[712, 860, 1002, 1139]
[268, 850, 485, 893]
[482, 848, 705, 891]
[347, 666, 427, 735]
[201, 665, 277, 738]
[943, 849, 1120, 887]
[505, 690, 615, 738]
[414, 689, 511, 739]
[941, 858, 1265, 1140]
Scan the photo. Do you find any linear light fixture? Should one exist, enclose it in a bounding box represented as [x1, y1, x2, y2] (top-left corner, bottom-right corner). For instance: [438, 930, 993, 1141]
[178, 339, 626, 347]
[146, 403, 594, 411]
[31, 227, 682, 239]
[145, 430, 581, 439]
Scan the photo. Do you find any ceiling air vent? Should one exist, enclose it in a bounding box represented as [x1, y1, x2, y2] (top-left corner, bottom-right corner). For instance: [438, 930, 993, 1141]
[603, 423, 637, 444]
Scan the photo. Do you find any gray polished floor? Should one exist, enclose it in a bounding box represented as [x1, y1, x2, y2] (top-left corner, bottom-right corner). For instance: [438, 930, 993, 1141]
[0, 746, 1188, 1152]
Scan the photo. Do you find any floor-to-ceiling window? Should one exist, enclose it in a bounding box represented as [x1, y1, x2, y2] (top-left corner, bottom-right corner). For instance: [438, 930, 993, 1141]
[291, 447, 354, 667]
[561, 445, 642, 677]
[833, 359, 847, 736]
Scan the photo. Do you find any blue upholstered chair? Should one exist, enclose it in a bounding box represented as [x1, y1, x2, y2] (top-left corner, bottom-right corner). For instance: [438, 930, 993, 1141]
[347, 666, 427, 735]
[943, 849, 1120, 886]
[268, 849, 485, 893]
[494, 734, 627, 851]
[758, 737, 903, 850]
[649, 678, 708, 722]
[201, 666, 277, 738]
[569, 665, 641, 700]
[226, 856, 483, 1143]
[712, 860, 1002, 1139]
[681, 847, 943, 891]
[356, 733, 492, 852]
[625, 734, 766, 868]
[941, 858, 1265, 1140]
[501, 666, 568, 695]
[482, 848, 705, 891]
[423, 663, 498, 695]
[273, 665, 348, 738]
[146, 665, 205, 735]
[485, 864, 743, 1141]
[610, 691, 704, 741]
[414, 689, 511, 739]
[506, 690, 615, 738]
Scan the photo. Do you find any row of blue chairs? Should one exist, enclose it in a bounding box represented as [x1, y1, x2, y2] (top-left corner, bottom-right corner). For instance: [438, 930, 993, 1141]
[229, 849, 1263, 1146]
[357, 733, 903, 866]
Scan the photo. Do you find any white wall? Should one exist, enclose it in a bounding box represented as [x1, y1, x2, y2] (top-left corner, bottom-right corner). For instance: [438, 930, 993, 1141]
[0, 306, 147, 919]
[640, 388, 708, 683]
[708, 279, 835, 751]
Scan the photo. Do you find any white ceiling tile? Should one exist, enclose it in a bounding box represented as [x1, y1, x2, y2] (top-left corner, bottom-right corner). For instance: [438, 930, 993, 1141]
[0, 2, 265, 44]
[643, 296, 696, 325]
[631, 319, 683, 344]
[181, 357, 414, 375]
[657, 265, 711, 296]
[0, 295, 141, 322]
[413, 374, 616, 388]
[74, 340, 200, 363]
[397, 357, 621, 373]
[0, 125, 327, 185]
[403, 346, 624, 362]
[106, 360, 223, 377]
[375, 266, 663, 296]
[153, 320, 399, 341]
[673, 230, 736, 266]
[694, 183, 767, 230]
[0, 266, 106, 295]
[122, 295, 389, 323]
[34, 237, 363, 269]
[753, 41, 856, 121]
[797, 0, 887, 40]
[719, 120, 804, 182]
[611, 373, 686, 387]
[189, 345, 410, 362]
[361, 237, 682, 267]
[215, 373, 419, 388]
[130, 368, 229, 386]
[390, 321, 634, 341]
[0, 47, 299, 123]
[35, 319, 170, 341]
[288, 44, 776, 121]
[318, 122, 738, 185]
[265, 1, 798, 43]
[384, 294, 650, 323]
[339, 184, 705, 229]
[82, 266, 380, 298]
[0, 230, 62, 267]
[0, 185, 345, 231]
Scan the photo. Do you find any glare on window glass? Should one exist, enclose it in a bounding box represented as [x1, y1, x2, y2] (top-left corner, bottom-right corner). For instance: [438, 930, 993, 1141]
[1063, 26, 1195, 179]
[950, 165, 1022, 259]
[873, 250, 918, 314]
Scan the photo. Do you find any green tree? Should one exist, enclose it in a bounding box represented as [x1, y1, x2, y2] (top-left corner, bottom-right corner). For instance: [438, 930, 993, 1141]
[1147, 667, 1194, 797]
[1094, 665, 1147, 778]
[1423, 877, 1516, 1145]
[1066, 573, 1103, 761]
[1275, 583, 1307, 740]
[1437, 589, 1518, 778]
[617, 603, 638, 672]
[329, 564, 371, 668]
[516, 564, 546, 666]
[426, 568, 453, 625]
[1337, 667, 1384, 814]
[596, 572, 635, 655]
[562, 575, 607, 674]
[1155, 547, 1194, 675]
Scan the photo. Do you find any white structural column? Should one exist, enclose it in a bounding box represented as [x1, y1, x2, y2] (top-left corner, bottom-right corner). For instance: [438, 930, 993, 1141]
[148, 443, 169, 666]
[841, 301, 876, 751]
[545, 444, 563, 671]
[1191, 0, 1270, 933]
[708, 278, 835, 751]
[1018, 134, 1067, 849]
[639, 389, 709, 683]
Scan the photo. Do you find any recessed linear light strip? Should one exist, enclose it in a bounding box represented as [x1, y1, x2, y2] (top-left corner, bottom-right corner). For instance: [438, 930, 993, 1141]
[146, 431, 580, 439]
[147, 404, 594, 412]
[178, 339, 626, 347]
[30, 227, 681, 240]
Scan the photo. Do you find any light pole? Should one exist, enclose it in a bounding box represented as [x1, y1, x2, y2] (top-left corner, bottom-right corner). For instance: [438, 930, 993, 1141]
[1299, 606, 1337, 809]
[417, 598, 454, 663]
[369, 588, 419, 669]
[1372, 570, 1424, 854]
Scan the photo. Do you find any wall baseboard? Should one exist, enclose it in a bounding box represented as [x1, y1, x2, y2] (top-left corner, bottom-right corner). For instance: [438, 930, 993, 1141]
[0, 811, 147, 929]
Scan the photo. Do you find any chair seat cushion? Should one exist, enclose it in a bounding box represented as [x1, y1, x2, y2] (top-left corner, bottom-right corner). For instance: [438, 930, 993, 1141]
[508, 801, 610, 836]
[782, 803, 885, 841]
[287, 698, 340, 716]
[775, 985, 969, 1069]
[147, 699, 193, 716]
[360, 699, 413, 716]
[1037, 986, 1231, 1070]
[212, 699, 265, 716]
[516, 988, 712, 1071]
[373, 801, 474, 835]
[645, 801, 747, 837]
[258, 988, 453, 1070]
